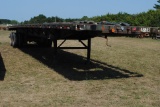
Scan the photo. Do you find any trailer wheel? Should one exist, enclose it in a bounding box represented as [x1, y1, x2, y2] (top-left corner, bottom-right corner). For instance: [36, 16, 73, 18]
[10, 33, 14, 46]
[10, 32, 18, 47]
[12, 33, 19, 47]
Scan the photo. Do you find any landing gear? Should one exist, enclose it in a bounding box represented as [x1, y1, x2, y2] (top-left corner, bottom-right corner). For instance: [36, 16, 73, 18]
[52, 38, 92, 62]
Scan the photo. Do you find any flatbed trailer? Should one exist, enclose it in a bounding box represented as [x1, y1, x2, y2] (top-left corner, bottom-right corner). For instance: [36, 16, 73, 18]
[7, 21, 160, 61]
[8, 21, 103, 61]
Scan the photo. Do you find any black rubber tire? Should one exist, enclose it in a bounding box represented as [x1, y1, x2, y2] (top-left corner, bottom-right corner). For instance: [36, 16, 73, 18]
[10, 33, 14, 46]
[12, 33, 19, 48]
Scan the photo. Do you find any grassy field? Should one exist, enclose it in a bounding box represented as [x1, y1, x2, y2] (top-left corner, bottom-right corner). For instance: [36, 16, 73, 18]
[0, 30, 160, 107]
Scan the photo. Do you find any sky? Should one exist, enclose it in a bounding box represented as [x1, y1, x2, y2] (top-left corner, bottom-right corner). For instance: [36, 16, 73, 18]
[0, 0, 157, 22]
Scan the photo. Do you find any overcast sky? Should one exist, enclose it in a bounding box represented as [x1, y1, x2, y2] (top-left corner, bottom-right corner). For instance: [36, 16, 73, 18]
[0, 0, 157, 22]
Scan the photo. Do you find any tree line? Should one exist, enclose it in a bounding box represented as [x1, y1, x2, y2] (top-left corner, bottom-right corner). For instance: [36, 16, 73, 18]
[21, 9, 160, 27]
[0, 19, 19, 24]
[2, 10, 160, 27]
[90, 10, 160, 27]
[22, 15, 79, 24]
[21, 1, 160, 27]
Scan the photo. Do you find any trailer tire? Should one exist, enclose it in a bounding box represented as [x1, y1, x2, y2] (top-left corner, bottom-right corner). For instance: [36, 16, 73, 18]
[12, 33, 19, 47]
[10, 33, 14, 46]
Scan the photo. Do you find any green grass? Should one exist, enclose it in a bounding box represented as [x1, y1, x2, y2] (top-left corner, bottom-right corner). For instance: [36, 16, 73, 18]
[0, 30, 160, 107]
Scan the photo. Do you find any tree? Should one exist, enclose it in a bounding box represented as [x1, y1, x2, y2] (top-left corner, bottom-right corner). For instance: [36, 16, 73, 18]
[154, 0, 160, 10]
[10, 20, 19, 24]
[81, 16, 89, 21]
[29, 14, 47, 24]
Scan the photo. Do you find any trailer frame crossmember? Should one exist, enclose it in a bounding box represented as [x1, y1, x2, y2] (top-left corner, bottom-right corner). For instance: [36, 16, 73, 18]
[53, 38, 91, 62]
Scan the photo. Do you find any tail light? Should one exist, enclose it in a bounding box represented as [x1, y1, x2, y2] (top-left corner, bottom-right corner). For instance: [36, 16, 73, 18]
[111, 28, 115, 33]
[132, 27, 136, 31]
[102, 25, 105, 31]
